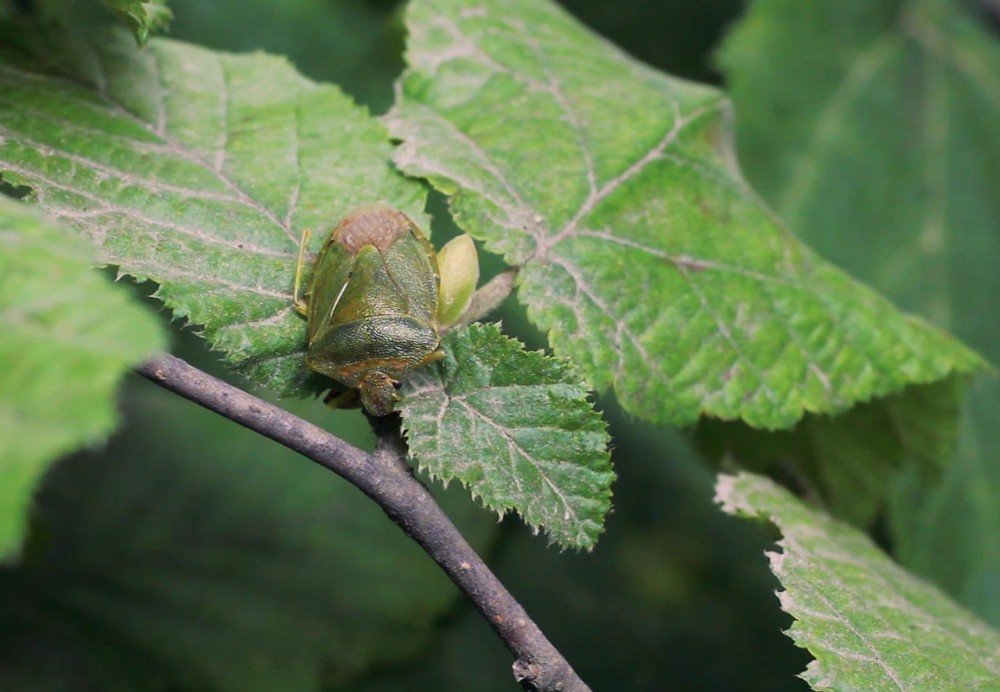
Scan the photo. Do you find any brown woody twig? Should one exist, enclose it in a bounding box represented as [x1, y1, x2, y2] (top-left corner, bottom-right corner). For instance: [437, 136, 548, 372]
[137, 353, 588, 692]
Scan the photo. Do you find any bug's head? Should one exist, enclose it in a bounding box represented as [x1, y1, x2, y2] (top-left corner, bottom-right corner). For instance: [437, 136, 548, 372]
[358, 371, 400, 417]
[333, 203, 411, 255]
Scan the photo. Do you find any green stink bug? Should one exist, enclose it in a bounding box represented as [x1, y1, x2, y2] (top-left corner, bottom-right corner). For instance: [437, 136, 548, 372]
[294, 203, 476, 416]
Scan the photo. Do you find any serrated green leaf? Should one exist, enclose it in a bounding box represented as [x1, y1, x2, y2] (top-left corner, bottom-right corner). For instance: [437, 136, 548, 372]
[399, 323, 613, 549]
[99, 0, 172, 44]
[0, 196, 163, 560]
[0, 375, 498, 690]
[385, 0, 984, 430]
[719, 0, 1000, 622]
[0, 24, 427, 397]
[716, 471, 1000, 690]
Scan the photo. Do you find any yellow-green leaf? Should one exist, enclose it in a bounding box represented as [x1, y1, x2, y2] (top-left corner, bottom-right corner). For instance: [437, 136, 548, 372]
[0, 196, 164, 559]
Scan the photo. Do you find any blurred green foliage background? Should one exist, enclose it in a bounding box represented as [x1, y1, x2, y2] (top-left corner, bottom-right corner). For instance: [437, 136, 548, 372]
[2, 0, 995, 689]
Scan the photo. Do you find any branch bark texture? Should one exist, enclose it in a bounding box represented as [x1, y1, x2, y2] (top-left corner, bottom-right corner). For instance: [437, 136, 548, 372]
[136, 353, 588, 692]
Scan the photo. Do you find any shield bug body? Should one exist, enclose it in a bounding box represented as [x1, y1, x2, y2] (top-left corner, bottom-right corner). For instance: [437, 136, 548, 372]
[294, 204, 446, 417]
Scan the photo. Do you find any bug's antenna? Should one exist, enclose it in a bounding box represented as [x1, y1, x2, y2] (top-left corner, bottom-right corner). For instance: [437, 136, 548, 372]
[293, 228, 312, 316]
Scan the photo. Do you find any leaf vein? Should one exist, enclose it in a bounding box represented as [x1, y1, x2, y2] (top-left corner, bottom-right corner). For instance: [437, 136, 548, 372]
[454, 398, 579, 526]
[2, 163, 295, 259]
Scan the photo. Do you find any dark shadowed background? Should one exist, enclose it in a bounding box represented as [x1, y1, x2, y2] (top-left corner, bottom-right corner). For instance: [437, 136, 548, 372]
[4, 0, 995, 690]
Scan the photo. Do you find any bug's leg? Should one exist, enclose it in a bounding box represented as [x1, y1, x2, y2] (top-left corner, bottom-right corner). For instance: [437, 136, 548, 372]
[425, 349, 447, 364]
[358, 373, 399, 417]
[293, 228, 312, 316]
[323, 387, 359, 410]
